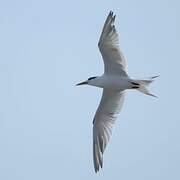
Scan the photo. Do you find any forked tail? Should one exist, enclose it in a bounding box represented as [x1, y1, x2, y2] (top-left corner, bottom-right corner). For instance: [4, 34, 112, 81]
[131, 76, 159, 97]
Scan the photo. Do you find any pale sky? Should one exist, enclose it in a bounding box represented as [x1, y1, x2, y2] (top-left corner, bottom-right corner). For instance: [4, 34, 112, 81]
[0, 0, 180, 179]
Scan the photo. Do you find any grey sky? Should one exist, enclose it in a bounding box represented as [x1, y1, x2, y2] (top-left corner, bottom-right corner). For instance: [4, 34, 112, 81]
[0, 0, 179, 179]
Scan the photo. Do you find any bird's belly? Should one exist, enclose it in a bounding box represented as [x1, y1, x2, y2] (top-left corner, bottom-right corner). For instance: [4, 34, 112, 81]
[95, 76, 132, 90]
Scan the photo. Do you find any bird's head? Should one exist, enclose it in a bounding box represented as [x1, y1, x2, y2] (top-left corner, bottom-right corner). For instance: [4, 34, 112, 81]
[76, 76, 98, 86]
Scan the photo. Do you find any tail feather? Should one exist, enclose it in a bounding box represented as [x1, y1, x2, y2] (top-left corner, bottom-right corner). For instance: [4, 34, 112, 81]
[132, 76, 158, 98]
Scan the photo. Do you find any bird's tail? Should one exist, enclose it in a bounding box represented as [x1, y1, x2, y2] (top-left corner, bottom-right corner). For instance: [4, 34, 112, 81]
[131, 76, 159, 98]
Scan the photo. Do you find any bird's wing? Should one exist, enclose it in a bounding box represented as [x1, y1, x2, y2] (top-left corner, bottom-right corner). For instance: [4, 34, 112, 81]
[93, 89, 125, 172]
[98, 11, 128, 76]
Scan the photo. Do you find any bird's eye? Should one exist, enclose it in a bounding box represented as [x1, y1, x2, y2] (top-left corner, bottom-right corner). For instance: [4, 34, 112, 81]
[88, 77, 97, 81]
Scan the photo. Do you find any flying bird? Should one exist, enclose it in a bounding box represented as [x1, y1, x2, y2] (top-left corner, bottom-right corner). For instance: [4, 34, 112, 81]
[76, 11, 158, 173]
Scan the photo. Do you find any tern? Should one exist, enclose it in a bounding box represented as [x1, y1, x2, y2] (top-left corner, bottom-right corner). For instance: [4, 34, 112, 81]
[76, 11, 158, 173]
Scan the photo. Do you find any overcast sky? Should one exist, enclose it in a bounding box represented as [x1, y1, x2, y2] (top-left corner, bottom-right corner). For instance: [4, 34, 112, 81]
[0, 0, 179, 179]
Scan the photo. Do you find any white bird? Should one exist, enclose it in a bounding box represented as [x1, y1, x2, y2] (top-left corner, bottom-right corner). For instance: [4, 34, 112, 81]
[76, 11, 158, 173]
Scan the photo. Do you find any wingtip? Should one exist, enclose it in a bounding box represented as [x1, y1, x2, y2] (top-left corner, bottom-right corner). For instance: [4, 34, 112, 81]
[109, 10, 115, 17]
[94, 159, 103, 173]
[94, 165, 102, 173]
